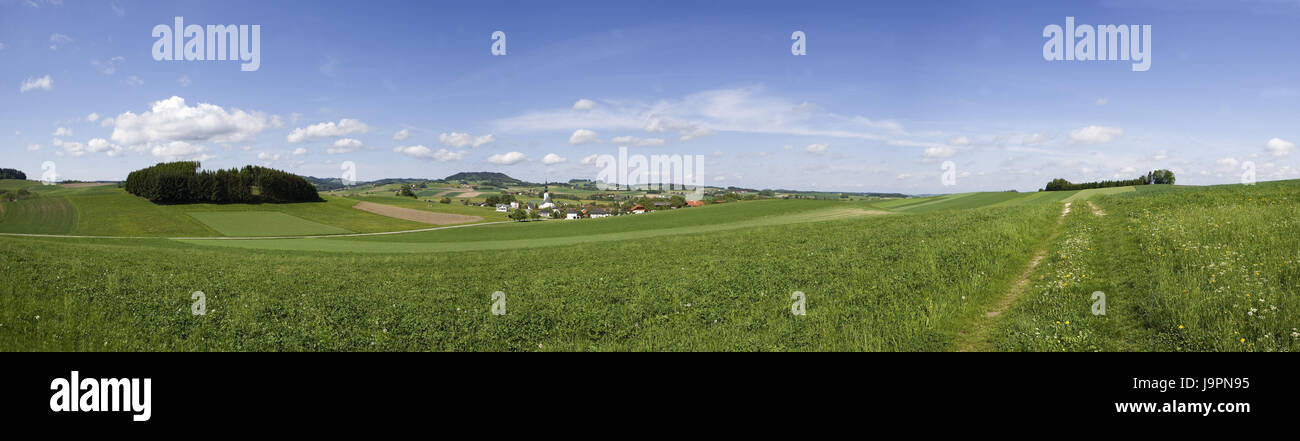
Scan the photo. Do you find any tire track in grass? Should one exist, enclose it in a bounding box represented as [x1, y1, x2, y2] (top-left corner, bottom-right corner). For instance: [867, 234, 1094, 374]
[955, 202, 1071, 352]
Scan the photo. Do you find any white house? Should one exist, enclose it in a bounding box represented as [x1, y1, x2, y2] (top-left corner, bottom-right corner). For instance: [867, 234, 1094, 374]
[495, 204, 509, 212]
[565, 209, 582, 220]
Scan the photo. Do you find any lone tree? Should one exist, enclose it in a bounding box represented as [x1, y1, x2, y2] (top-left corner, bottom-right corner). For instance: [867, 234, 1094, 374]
[1146, 169, 1175, 185]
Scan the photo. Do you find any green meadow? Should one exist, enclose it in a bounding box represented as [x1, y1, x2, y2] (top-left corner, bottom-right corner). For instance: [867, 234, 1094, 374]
[1, 178, 1297, 351]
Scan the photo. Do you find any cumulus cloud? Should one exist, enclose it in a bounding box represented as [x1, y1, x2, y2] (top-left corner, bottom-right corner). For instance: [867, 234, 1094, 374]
[438, 132, 494, 148]
[257, 152, 280, 161]
[87, 113, 99, 122]
[286, 118, 370, 143]
[610, 135, 665, 147]
[1265, 138, 1295, 156]
[1068, 125, 1124, 145]
[111, 96, 271, 150]
[948, 136, 972, 146]
[27, 144, 41, 151]
[393, 145, 465, 162]
[292, 147, 307, 156]
[150, 141, 211, 161]
[542, 153, 567, 164]
[569, 128, 598, 145]
[572, 99, 596, 110]
[569, 128, 599, 145]
[20, 75, 52, 92]
[52, 127, 72, 137]
[487, 151, 528, 165]
[1217, 157, 1240, 167]
[87, 138, 123, 156]
[328, 138, 363, 154]
[805, 143, 828, 154]
[392, 129, 409, 141]
[580, 154, 599, 165]
[923, 145, 956, 158]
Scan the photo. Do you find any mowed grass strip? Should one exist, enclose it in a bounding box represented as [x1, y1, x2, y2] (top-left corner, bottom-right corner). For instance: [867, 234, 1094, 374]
[187, 212, 352, 237]
[0, 197, 78, 234]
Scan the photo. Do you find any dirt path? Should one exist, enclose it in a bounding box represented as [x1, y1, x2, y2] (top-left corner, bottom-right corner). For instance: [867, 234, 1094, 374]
[352, 201, 483, 225]
[1087, 201, 1106, 216]
[955, 202, 1071, 351]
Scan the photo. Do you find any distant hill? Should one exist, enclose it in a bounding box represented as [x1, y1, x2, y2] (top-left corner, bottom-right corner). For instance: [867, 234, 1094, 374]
[443, 172, 534, 187]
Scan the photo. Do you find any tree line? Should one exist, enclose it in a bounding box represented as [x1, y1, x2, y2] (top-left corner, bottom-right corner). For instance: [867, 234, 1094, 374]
[125, 162, 323, 204]
[1044, 169, 1175, 191]
[0, 168, 26, 180]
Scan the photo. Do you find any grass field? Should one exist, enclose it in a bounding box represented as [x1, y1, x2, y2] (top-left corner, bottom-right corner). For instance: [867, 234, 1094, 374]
[187, 212, 353, 237]
[0, 180, 436, 236]
[2, 178, 1297, 351]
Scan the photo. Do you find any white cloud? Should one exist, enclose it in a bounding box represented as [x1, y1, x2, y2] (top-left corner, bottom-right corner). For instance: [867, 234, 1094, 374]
[805, 143, 828, 154]
[487, 151, 528, 165]
[100, 117, 114, 128]
[124, 75, 143, 87]
[496, 86, 911, 146]
[1217, 157, 1239, 167]
[393, 145, 466, 162]
[327, 138, 363, 154]
[292, 147, 307, 156]
[392, 129, 409, 141]
[91, 56, 125, 75]
[49, 33, 72, 50]
[1023, 133, 1048, 146]
[610, 135, 666, 147]
[52, 127, 72, 137]
[569, 128, 599, 145]
[1265, 138, 1295, 156]
[1068, 125, 1124, 145]
[150, 141, 211, 161]
[286, 118, 370, 143]
[20, 75, 52, 92]
[923, 145, 956, 158]
[896, 173, 913, 180]
[542, 153, 567, 164]
[87, 138, 123, 157]
[644, 117, 714, 141]
[257, 152, 280, 161]
[111, 96, 271, 148]
[1153, 150, 1169, 161]
[87, 113, 99, 122]
[579, 154, 599, 165]
[948, 136, 972, 146]
[438, 132, 494, 148]
[26, 144, 40, 151]
[572, 99, 596, 110]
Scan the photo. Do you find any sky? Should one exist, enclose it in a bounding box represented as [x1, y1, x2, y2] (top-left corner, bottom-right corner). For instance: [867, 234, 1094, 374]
[2, 0, 1299, 193]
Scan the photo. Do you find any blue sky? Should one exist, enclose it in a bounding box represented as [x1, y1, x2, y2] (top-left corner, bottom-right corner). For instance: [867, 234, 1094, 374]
[3, 0, 1298, 193]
